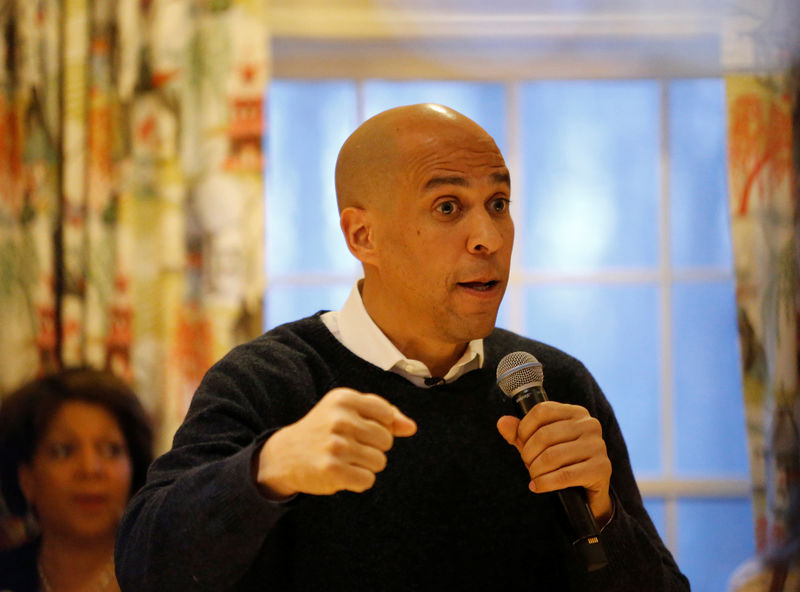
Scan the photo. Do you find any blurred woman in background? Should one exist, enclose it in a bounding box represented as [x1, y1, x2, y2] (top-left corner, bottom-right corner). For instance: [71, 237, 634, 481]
[0, 368, 152, 592]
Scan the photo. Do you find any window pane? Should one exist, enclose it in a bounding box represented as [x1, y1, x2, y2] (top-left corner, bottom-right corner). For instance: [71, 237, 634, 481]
[363, 81, 507, 154]
[495, 291, 513, 331]
[265, 284, 352, 330]
[672, 280, 748, 476]
[643, 497, 667, 545]
[520, 80, 660, 271]
[670, 79, 732, 269]
[266, 80, 359, 276]
[523, 283, 661, 475]
[678, 498, 755, 592]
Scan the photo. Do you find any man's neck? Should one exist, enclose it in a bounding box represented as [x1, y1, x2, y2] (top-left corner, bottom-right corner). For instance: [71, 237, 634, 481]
[388, 334, 468, 378]
[361, 281, 467, 377]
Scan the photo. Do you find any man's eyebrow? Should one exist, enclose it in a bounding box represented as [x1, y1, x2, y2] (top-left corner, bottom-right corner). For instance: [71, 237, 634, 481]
[424, 176, 469, 190]
[492, 171, 511, 186]
[423, 172, 511, 191]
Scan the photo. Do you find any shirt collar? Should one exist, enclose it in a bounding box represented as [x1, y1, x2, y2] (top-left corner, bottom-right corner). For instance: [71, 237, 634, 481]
[321, 282, 484, 388]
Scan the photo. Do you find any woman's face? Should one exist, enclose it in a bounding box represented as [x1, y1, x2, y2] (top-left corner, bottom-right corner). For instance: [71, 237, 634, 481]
[18, 400, 133, 543]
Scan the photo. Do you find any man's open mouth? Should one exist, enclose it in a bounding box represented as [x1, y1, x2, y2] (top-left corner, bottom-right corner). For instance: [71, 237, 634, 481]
[458, 280, 499, 291]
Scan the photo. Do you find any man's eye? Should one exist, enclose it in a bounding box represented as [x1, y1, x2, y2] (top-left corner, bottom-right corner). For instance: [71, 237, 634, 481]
[490, 198, 510, 213]
[436, 201, 459, 216]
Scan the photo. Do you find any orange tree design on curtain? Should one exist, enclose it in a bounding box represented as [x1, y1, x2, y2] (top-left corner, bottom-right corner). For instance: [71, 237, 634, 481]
[727, 73, 799, 553]
[729, 91, 793, 217]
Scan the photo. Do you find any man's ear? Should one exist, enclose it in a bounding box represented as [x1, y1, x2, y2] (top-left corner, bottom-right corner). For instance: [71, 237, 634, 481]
[340, 207, 378, 265]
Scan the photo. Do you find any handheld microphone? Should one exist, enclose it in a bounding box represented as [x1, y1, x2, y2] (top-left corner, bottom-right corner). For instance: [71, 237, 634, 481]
[496, 351, 608, 572]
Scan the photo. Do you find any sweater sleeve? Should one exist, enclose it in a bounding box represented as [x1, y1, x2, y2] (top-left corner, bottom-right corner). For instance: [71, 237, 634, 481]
[578, 368, 691, 591]
[115, 342, 321, 591]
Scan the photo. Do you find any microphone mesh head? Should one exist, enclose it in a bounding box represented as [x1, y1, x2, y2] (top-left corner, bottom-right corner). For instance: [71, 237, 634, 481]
[496, 351, 543, 397]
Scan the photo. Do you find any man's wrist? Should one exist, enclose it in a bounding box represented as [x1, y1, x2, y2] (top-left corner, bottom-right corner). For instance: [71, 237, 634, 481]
[251, 434, 298, 501]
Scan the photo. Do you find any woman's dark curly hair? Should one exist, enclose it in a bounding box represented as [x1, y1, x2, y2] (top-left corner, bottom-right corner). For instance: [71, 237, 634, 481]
[0, 368, 154, 517]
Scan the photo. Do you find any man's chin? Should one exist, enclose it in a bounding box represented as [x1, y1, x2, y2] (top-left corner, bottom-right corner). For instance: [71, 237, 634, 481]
[448, 312, 499, 342]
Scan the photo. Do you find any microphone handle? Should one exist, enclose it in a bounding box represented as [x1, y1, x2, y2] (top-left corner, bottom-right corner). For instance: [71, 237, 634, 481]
[513, 385, 609, 572]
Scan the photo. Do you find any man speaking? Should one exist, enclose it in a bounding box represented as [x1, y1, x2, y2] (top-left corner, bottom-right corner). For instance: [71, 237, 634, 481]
[115, 104, 689, 590]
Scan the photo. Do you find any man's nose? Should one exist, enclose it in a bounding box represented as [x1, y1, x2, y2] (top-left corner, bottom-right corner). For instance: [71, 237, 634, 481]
[467, 210, 505, 254]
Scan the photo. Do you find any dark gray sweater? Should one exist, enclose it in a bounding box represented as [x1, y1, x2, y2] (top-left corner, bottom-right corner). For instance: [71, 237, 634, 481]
[115, 315, 690, 591]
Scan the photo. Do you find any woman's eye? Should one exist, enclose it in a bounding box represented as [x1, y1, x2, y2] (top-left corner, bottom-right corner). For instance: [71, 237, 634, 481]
[436, 201, 459, 216]
[49, 443, 73, 460]
[98, 442, 125, 459]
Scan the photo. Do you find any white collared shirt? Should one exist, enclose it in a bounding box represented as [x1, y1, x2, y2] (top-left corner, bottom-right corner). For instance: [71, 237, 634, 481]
[321, 282, 484, 388]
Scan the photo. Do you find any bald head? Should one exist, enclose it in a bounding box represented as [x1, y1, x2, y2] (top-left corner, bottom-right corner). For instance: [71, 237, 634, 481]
[334, 104, 500, 213]
[333, 103, 513, 364]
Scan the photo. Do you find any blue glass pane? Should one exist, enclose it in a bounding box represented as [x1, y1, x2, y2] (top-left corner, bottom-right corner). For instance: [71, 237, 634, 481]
[267, 81, 360, 276]
[672, 280, 748, 476]
[642, 497, 667, 544]
[678, 498, 755, 592]
[265, 284, 352, 330]
[520, 81, 660, 271]
[495, 289, 513, 331]
[363, 81, 507, 154]
[670, 79, 732, 269]
[523, 283, 661, 475]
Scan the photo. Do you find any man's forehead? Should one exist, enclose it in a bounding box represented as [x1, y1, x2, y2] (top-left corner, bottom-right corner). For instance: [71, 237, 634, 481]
[398, 123, 499, 149]
[335, 104, 507, 211]
[423, 170, 511, 191]
[399, 126, 506, 166]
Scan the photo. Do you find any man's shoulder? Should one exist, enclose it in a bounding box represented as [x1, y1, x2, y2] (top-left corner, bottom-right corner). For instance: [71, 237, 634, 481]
[187, 313, 344, 416]
[485, 328, 602, 409]
[226, 313, 334, 362]
[486, 327, 587, 374]
[195, 313, 342, 390]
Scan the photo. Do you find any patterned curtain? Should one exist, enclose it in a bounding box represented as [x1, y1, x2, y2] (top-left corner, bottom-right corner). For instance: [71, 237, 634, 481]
[0, 0, 269, 459]
[727, 70, 799, 554]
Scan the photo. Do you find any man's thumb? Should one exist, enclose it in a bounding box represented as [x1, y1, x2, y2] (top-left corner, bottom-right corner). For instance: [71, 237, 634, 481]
[496, 415, 521, 449]
[392, 407, 417, 437]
